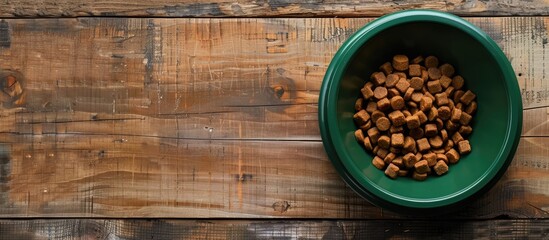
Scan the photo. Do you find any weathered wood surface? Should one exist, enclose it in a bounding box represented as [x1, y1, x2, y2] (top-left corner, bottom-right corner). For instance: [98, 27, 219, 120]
[0, 17, 548, 218]
[1, 0, 549, 18]
[1, 219, 549, 239]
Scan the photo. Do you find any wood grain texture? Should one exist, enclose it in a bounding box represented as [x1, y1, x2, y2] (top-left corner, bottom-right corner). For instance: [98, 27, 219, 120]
[0, 17, 548, 218]
[1, 219, 549, 239]
[1, 0, 549, 18]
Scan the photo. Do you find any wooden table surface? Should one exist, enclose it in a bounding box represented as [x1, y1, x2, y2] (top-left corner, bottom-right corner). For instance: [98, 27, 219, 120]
[1, 1, 549, 239]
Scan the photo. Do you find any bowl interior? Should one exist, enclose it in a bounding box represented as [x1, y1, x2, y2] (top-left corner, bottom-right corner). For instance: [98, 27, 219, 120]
[329, 19, 517, 208]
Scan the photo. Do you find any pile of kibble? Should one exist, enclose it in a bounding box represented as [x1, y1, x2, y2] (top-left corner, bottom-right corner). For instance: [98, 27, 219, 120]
[353, 55, 477, 181]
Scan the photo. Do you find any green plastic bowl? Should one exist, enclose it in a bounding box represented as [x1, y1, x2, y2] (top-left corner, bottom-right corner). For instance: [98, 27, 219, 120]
[319, 10, 522, 214]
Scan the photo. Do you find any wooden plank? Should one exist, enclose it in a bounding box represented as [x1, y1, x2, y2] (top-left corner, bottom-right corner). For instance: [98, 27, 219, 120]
[1, 0, 549, 18]
[0, 17, 548, 218]
[1, 219, 549, 239]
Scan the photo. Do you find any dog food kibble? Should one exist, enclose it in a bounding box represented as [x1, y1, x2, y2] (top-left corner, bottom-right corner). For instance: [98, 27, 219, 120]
[354, 55, 477, 180]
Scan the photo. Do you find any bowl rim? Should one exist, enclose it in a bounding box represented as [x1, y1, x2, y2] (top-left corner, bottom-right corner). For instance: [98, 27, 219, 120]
[318, 9, 523, 210]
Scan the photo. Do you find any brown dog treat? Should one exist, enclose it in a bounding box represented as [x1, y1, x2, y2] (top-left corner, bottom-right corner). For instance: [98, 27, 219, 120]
[403, 136, 416, 152]
[387, 88, 401, 98]
[374, 86, 388, 100]
[452, 75, 465, 89]
[391, 133, 405, 148]
[403, 88, 414, 101]
[412, 171, 428, 181]
[373, 146, 379, 155]
[409, 107, 419, 115]
[355, 98, 364, 111]
[428, 107, 438, 121]
[376, 117, 391, 131]
[425, 56, 439, 68]
[379, 62, 393, 75]
[392, 55, 409, 71]
[447, 98, 455, 110]
[361, 86, 374, 100]
[428, 67, 442, 80]
[385, 74, 400, 88]
[415, 111, 428, 124]
[458, 140, 471, 154]
[436, 153, 448, 164]
[396, 78, 411, 93]
[451, 131, 464, 144]
[378, 135, 391, 149]
[390, 96, 405, 110]
[409, 127, 425, 140]
[423, 152, 437, 167]
[409, 64, 422, 77]
[415, 152, 423, 162]
[434, 160, 449, 175]
[377, 97, 391, 111]
[390, 125, 404, 134]
[421, 69, 429, 81]
[439, 63, 455, 77]
[409, 77, 424, 90]
[446, 120, 460, 132]
[412, 55, 424, 64]
[406, 115, 421, 129]
[429, 136, 444, 149]
[453, 90, 465, 103]
[377, 148, 389, 159]
[438, 106, 451, 120]
[435, 92, 449, 106]
[424, 91, 436, 102]
[367, 127, 381, 144]
[385, 163, 400, 179]
[398, 169, 409, 177]
[389, 146, 402, 154]
[460, 90, 477, 105]
[401, 110, 411, 118]
[403, 152, 416, 169]
[371, 72, 386, 86]
[427, 80, 443, 93]
[359, 120, 372, 132]
[424, 123, 438, 137]
[411, 91, 424, 102]
[366, 101, 378, 113]
[355, 129, 365, 143]
[394, 72, 407, 79]
[365, 81, 374, 89]
[384, 152, 397, 164]
[443, 140, 454, 152]
[460, 112, 472, 125]
[417, 138, 431, 152]
[455, 102, 464, 110]
[392, 157, 404, 168]
[446, 148, 460, 164]
[407, 101, 418, 109]
[414, 160, 430, 174]
[451, 108, 462, 122]
[459, 125, 473, 137]
[371, 110, 385, 123]
[432, 148, 446, 154]
[440, 129, 448, 142]
[372, 156, 385, 170]
[466, 101, 477, 115]
[388, 110, 406, 127]
[435, 118, 444, 131]
[353, 110, 371, 126]
[364, 137, 373, 151]
[444, 86, 455, 97]
[420, 97, 433, 112]
[439, 75, 453, 89]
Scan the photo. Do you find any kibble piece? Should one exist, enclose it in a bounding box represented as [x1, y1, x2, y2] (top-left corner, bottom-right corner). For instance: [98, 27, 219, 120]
[386, 74, 400, 88]
[359, 121, 372, 132]
[371, 110, 385, 123]
[392, 157, 404, 168]
[385, 163, 400, 179]
[393, 55, 409, 71]
[355, 129, 365, 143]
[459, 125, 473, 137]
[402, 110, 412, 117]
[389, 125, 404, 134]
[438, 106, 451, 120]
[373, 86, 388, 100]
[424, 123, 438, 137]
[409, 127, 424, 140]
[409, 106, 419, 114]
[435, 118, 444, 130]
[460, 90, 477, 105]
[451, 108, 462, 122]
[453, 90, 465, 103]
[455, 102, 464, 110]
[412, 55, 424, 64]
[366, 101, 377, 113]
[398, 169, 409, 177]
[411, 92, 424, 103]
[434, 160, 449, 175]
[419, 97, 433, 112]
[414, 160, 430, 174]
[355, 98, 364, 111]
[391, 133, 405, 148]
[371, 72, 386, 86]
[452, 75, 465, 89]
[466, 101, 477, 115]
[421, 69, 429, 81]
[378, 135, 391, 149]
[372, 156, 385, 170]
[390, 96, 405, 110]
[361, 86, 374, 100]
[446, 120, 460, 132]
[409, 77, 424, 90]
[444, 86, 455, 97]
[367, 127, 381, 144]
[439, 76, 452, 89]
[428, 67, 442, 80]
[428, 107, 438, 121]
[423, 152, 437, 167]
[379, 62, 393, 75]
[395, 72, 407, 79]
[409, 64, 422, 77]
[417, 138, 431, 152]
[432, 148, 446, 154]
[452, 131, 464, 144]
[443, 140, 454, 152]
[412, 171, 427, 181]
[429, 136, 444, 149]
[389, 147, 401, 154]
[384, 152, 397, 164]
[460, 112, 472, 125]
[403, 88, 414, 101]
[415, 111, 428, 125]
[376, 117, 391, 131]
[387, 88, 400, 98]
[377, 97, 391, 111]
[447, 99, 455, 110]
[435, 92, 449, 106]
[373, 146, 379, 155]
[440, 129, 448, 142]
[436, 153, 448, 164]
[458, 140, 471, 154]
[406, 115, 421, 129]
[388, 110, 406, 127]
[446, 148, 460, 164]
[353, 110, 370, 125]
[396, 78, 411, 93]
[439, 63, 455, 77]
[403, 152, 416, 169]
[377, 148, 389, 159]
[403, 136, 416, 152]
[425, 56, 439, 68]
[364, 136, 373, 151]
[427, 80, 443, 93]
